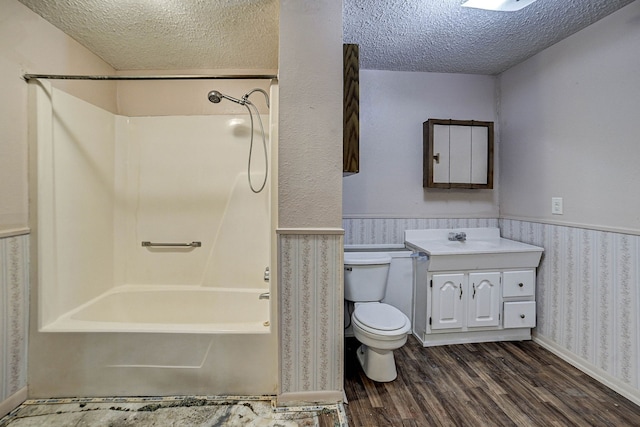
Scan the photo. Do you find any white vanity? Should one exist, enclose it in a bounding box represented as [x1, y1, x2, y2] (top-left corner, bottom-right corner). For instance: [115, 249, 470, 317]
[405, 228, 544, 347]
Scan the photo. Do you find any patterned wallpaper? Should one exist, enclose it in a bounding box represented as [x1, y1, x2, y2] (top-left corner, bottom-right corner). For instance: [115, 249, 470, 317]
[278, 231, 343, 397]
[0, 234, 29, 407]
[343, 217, 499, 246]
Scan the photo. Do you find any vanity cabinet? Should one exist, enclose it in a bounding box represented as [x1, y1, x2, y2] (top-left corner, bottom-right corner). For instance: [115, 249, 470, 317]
[423, 119, 494, 189]
[406, 227, 543, 347]
[431, 272, 500, 330]
[414, 267, 536, 347]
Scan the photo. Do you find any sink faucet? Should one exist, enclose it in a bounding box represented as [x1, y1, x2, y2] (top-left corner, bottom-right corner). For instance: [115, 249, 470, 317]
[448, 231, 467, 242]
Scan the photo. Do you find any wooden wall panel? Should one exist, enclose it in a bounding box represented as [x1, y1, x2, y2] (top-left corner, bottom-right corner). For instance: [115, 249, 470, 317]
[343, 44, 359, 175]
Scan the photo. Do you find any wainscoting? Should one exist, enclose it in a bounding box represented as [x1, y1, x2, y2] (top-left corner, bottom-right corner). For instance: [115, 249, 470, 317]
[343, 217, 498, 246]
[0, 233, 29, 416]
[277, 229, 344, 403]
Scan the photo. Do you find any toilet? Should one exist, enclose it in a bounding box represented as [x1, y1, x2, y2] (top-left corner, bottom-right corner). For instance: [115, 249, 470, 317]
[344, 252, 411, 382]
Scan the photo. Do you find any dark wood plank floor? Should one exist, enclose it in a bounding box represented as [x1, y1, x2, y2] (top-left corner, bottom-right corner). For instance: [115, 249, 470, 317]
[344, 336, 640, 426]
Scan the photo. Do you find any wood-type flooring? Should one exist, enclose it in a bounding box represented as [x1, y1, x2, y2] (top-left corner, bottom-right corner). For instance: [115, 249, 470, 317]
[344, 336, 640, 426]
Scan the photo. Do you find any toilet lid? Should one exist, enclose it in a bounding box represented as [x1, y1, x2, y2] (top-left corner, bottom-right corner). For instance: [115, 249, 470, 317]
[353, 303, 408, 331]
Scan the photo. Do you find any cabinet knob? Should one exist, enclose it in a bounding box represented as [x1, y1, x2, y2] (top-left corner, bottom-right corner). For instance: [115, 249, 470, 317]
[433, 153, 440, 164]
[518, 282, 524, 288]
[520, 314, 525, 319]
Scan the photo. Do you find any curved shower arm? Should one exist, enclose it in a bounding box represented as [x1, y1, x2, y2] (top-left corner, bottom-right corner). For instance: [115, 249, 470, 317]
[242, 88, 270, 108]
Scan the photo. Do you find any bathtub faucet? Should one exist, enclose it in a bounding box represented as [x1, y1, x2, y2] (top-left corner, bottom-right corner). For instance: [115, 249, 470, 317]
[448, 231, 467, 242]
[259, 292, 270, 300]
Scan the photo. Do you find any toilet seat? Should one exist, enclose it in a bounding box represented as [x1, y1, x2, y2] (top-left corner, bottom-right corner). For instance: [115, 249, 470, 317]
[353, 303, 410, 336]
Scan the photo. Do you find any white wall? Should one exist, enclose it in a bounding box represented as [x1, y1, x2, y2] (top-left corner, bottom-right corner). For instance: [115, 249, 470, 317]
[0, 0, 116, 231]
[278, 0, 343, 229]
[343, 70, 498, 219]
[115, 77, 272, 117]
[499, 1, 640, 234]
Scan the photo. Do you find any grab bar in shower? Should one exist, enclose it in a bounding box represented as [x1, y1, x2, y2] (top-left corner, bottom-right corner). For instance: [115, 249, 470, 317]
[141, 241, 202, 248]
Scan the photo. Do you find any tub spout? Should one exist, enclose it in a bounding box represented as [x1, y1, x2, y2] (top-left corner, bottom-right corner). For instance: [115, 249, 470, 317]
[259, 292, 270, 300]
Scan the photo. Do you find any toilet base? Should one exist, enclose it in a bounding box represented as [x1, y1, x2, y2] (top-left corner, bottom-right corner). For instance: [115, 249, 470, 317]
[356, 344, 398, 382]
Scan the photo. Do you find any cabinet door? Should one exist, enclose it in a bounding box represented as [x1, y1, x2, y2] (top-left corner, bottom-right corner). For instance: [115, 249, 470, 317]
[431, 273, 465, 330]
[432, 124, 450, 184]
[449, 125, 472, 184]
[467, 272, 500, 328]
[470, 126, 489, 184]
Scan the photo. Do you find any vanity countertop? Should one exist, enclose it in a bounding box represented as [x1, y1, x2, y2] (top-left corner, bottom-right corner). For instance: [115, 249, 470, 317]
[405, 228, 544, 271]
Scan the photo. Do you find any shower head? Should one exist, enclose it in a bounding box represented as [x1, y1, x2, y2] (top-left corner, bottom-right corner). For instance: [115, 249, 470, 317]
[208, 90, 223, 103]
[207, 90, 245, 105]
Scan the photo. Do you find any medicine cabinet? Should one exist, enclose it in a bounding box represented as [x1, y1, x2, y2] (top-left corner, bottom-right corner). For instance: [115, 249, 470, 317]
[423, 119, 494, 189]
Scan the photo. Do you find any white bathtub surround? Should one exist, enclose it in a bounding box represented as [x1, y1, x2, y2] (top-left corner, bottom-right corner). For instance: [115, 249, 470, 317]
[343, 217, 499, 246]
[0, 396, 347, 426]
[277, 229, 344, 404]
[500, 219, 640, 405]
[31, 82, 271, 330]
[0, 234, 29, 417]
[28, 80, 277, 397]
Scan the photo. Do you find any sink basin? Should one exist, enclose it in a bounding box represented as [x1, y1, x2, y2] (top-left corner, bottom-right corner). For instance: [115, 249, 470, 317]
[442, 240, 500, 250]
[405, 228, 544, 271]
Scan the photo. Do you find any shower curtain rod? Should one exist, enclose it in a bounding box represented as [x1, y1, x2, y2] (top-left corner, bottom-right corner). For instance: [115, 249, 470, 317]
[23, 73, 277, 81]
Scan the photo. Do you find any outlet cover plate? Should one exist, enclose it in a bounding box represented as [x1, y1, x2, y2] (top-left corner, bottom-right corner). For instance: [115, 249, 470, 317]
[552, 197, 563, 215]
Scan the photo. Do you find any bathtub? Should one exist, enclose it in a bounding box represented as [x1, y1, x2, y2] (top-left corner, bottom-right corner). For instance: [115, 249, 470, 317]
[41, 285, 271, 334]
[29, 80, 278, 398]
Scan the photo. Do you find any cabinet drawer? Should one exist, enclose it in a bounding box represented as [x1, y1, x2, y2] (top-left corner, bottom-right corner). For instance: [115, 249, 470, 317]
[503, 302, 536, 328]
[503, 270, 535, 297]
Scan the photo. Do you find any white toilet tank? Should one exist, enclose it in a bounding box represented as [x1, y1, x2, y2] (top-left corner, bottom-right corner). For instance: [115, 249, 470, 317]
[344, 252, 392, 302]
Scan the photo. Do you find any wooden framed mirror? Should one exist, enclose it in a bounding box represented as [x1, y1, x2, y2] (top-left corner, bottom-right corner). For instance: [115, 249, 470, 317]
[424, 119, 494, 189]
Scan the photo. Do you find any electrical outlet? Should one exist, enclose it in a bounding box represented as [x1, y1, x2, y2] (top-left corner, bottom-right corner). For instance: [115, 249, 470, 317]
[552, 197, 563, 215]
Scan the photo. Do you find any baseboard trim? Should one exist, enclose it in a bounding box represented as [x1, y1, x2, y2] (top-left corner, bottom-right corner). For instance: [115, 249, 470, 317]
[276, 390, 343, 406]
[533, 335, 640, 406]
[0, 387, 28, 418]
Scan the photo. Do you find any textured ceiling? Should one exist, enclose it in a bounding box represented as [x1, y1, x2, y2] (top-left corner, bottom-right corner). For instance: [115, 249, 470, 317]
[18, 0, 635, 75]
[344, 0, 636, 75]
[17, 0, 279, 71]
